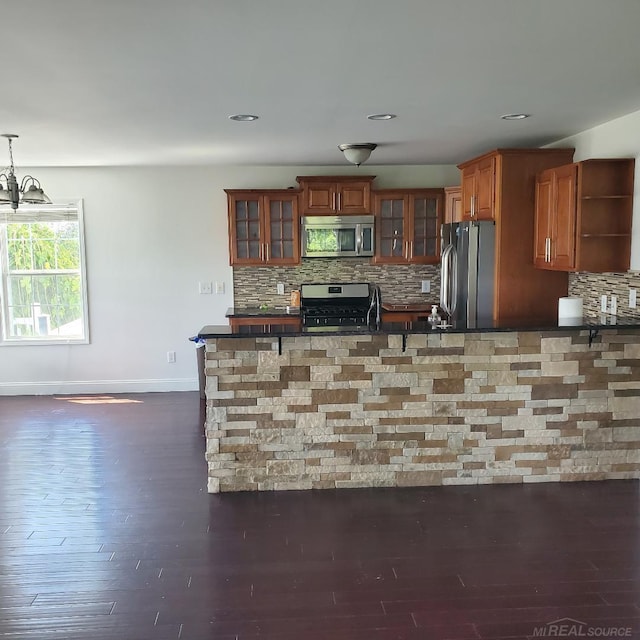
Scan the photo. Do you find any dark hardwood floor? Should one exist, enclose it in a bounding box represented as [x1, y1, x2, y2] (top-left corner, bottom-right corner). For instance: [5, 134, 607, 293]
[0, 392, 639, 640]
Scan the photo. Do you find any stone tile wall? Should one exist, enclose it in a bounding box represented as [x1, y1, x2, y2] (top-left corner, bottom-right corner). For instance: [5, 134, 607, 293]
[204, 330, 640, 493]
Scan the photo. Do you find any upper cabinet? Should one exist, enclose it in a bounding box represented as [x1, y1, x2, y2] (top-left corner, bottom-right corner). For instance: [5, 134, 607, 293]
[372, 189, 443, 264]
[456, 148, 575, 324]
[460, 155, 496, 220]
[226, 190, 300, 266]
[297, 176, 374, 215]
[534, 158, 634, 273]
[444, 186, 462, 224]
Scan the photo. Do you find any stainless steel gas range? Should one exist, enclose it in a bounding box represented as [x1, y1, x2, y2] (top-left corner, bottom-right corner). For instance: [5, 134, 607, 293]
[300, 283, 380, 331]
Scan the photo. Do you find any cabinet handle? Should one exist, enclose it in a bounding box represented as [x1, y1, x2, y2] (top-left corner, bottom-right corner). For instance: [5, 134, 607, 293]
[470, 195, 475, 218]
[545, 237, 551, 262]
[332, 193, 336, 211]
[265, 244, 270, 261]
[407, 240, 413, 260]
[337, 193, 341, 211]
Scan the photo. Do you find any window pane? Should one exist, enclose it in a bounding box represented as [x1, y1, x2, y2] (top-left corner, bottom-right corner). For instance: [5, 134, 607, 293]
[8, 238, 32, 269]
[57, 239, 80, 269]
[1, 208, 88, 342]
[33, 239, 56, 269]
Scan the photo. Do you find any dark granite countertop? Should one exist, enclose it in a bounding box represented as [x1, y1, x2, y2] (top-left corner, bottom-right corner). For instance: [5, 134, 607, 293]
[226, 306, 301, 318]
[198, 315, 640, 339]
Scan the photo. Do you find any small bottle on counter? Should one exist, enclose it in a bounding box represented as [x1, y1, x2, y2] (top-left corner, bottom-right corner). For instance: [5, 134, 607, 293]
[428, 304, 441, 327]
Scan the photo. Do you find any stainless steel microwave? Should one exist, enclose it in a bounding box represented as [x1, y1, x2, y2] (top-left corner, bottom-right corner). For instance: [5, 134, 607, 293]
[301, 215, 374, 258]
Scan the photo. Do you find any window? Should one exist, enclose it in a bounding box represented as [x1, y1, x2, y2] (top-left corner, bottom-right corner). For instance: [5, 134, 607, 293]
[0, 201, 89, 344]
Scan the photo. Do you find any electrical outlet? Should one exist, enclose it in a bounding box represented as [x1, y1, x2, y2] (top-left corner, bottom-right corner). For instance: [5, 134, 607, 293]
[421, 280, 431, 293]
[600, 294, 608, 313]
[215, 281, 225, 294]
[167, 351, 176, 363]
[610, 295, 617, 316]
[276, 283, 285, 295]
[630, 288, 637, 309]
[199, 281, 212, 294]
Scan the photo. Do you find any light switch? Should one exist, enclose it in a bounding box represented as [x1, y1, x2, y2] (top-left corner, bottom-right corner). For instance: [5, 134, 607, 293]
[215, 281, 225, 294]
[199, 282, 213, 295]
[276, 283, 285, 295]
[630, 289, 637, 309]
[421, 280, 431, 293]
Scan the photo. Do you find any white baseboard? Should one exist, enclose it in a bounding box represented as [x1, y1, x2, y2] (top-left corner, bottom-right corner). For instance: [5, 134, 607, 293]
[0, 378, 199, 396]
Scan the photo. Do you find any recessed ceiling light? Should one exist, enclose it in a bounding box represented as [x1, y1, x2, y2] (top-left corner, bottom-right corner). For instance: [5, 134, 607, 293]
[229, 114, 259, 122]
[501, 113, 530, 120]
[367, 113, 396, 121]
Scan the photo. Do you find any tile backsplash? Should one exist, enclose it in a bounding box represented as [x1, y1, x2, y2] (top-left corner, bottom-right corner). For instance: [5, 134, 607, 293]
[234, 262, 640, 318]
[233, 259, 440, 308]
[569, 271, 640, 316]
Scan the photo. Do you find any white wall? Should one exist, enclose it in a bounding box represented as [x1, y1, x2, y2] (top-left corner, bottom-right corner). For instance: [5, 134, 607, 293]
[0, 164, 459, 395]
[548, 107, 640, 270]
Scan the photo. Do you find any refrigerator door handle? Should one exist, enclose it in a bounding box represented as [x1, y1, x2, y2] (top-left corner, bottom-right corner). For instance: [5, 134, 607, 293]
[440, 244, 451, 313]
[440, 243, 458, 316]
[449, 245, 458, 315]
[467, 222, 480, 328]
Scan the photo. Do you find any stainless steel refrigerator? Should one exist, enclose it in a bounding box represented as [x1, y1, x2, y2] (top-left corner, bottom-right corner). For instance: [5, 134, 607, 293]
[440, 221, 496, 328]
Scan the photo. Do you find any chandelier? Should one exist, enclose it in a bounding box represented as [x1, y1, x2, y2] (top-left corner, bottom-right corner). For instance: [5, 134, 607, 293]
[0, 134, 51, 210]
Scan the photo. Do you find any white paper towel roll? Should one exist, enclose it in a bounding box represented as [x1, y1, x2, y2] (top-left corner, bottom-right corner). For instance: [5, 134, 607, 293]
[558, 296, 583, 325]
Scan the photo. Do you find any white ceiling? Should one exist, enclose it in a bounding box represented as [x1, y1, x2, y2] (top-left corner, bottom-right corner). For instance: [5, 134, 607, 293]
[4, 0, 640, 167]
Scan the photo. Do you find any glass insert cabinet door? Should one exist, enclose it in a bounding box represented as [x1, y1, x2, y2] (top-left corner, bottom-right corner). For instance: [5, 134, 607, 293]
[266, 197, 297, 262]
[227, 191, 299, 265]
[373, 190, 443, 264]
[376, 196, 406, 261]
[410, 194, 440, 261]
[230, 196, 262, 262]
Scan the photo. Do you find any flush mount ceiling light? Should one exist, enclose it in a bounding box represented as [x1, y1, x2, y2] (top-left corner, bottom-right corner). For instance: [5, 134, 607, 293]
[500, 113, 530, 120]
[0, 134, 51, 210]
[367, 113, 396, 121]
[229, 114, 259, 122]
[338, 143, 377, 166]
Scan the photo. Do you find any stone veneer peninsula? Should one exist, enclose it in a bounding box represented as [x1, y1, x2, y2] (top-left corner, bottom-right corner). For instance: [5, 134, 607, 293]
[199, 325, 640, 493]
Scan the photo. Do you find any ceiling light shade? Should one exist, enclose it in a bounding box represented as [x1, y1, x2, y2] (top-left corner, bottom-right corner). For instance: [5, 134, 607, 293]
[338, 143, 377, 166]
[229, 114, 259, 121]
[0, 184, 11, 204]
[0, 134, 51, 210]
[21, 179, 52, 205]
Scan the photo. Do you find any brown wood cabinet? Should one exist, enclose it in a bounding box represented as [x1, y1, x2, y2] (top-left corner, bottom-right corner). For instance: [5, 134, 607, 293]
[381, 311, 428, 323]
[296, 176, 374, 215]
[372, 189, 443, 264]
[226, 190, 299, 266]
[456, 148, 575, 324]
[534, 158, 634, 273]
[228, 316, 301, 331]
[444, 186, 462, 224]
[460, 156, 496, 220]
[534, 164, 577, 271]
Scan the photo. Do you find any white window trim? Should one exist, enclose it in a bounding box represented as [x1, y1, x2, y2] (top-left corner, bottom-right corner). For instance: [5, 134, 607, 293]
[0, 199, 90, 346]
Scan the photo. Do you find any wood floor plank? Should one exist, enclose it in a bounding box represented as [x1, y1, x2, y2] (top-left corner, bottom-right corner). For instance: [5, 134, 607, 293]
[1, 392, 639, 639]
